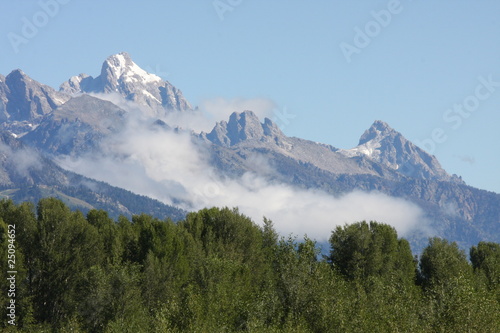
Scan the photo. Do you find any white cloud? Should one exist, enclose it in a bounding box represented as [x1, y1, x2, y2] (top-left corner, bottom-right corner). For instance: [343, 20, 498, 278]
[190, 173, 428, 241]
[0, 142, 42, 178]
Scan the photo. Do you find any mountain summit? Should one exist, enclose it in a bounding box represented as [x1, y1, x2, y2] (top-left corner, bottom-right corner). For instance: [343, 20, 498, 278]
[205, 110, 288, 147]
[60, 52, 192, 113]
[340, 120, 459, 182]
[0, 70, 70, 135]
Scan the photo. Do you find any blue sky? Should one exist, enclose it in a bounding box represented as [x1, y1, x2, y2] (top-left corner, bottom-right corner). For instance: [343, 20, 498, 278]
[1, 0, 500, 193]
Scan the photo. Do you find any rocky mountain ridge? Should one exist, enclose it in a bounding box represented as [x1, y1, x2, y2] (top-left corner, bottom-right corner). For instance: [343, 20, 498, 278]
[201, 111, 458, 184]
[0, 69, 70, 135]
[338, 120, 461, 183]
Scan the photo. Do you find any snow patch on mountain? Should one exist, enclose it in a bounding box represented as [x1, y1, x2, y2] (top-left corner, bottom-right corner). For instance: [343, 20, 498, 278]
[340, 139, 382, 159]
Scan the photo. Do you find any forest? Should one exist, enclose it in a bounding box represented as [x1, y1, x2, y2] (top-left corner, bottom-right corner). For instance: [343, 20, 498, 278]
[0, 198, 499, 332]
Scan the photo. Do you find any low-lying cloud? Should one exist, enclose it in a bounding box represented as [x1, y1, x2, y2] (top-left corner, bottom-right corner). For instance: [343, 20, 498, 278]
[57, 97, 429, 242]
[0, 141, 42, 179]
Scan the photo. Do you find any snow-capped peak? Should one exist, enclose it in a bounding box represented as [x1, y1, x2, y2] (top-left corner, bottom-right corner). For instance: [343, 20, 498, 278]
[60, 52, 192, 112]
[103, 52, 161, 84]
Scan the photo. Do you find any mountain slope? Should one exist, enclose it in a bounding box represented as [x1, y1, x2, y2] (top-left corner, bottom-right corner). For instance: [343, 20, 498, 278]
[22, 94, 127, 155]
[0, 130, 185, 220]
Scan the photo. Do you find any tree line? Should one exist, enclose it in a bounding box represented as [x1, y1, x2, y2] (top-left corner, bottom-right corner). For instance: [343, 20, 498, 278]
[0, 198, 499, 332]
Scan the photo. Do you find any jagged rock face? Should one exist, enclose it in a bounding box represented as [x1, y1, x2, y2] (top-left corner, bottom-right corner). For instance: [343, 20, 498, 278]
[339, 120, 460, 183]
[226, 111, 265, 143]
[22, 94, 126, 155]
[206, 110, 290, 148]
[207, 111, 263, 146]
[60, 52, 192, 113]
[0, 70, 69, 130]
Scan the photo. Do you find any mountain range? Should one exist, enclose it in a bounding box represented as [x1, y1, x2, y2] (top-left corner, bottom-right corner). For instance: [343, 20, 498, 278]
[1, 52, 498, 252]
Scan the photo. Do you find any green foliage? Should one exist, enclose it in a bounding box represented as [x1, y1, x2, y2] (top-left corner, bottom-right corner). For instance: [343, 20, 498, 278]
[419, 237, 472, 288]
[328, 221, 424, 332]
[0, 198, 498, 332]
[471, 241, 500, 291]
[418, 237, 500, 332]
[329, 221, 416, 284]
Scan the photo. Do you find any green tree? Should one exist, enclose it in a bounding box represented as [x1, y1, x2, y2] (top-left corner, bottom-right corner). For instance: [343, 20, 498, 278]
[31, 198, 102, 328]
[104, 264, 150, 333]
[417, 237, 496, 331]
[273, 236, 326, 330]
[329, 221, 416, 283]
[117, 215, 141, 264]
[0, 200, 37, 329]
[87, 209, 122, 266]
[419, 237, 471, 288]
[470, 241, 500, 292]
[179, 207, 271, 331]
[328, 221, 422, 331]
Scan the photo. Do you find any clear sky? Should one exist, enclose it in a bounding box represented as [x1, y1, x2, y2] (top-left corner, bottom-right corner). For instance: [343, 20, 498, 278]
[1, 0, 500, 193]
